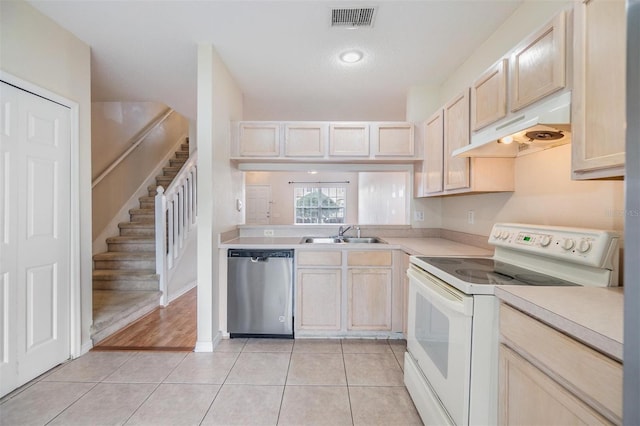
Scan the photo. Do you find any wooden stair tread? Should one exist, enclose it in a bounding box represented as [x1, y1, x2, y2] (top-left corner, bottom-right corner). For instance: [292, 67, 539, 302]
[93, 270, 158, 280]
[119, 221, 154, 228]
[106, 236, 154, 243]
[93, 252, 155, 261]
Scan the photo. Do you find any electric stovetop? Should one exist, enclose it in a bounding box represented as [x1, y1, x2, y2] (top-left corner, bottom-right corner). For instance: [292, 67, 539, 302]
[415, 256, 580, 287]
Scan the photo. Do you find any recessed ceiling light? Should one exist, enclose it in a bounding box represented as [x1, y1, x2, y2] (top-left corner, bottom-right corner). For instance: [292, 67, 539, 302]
[339, 50, 363, 63]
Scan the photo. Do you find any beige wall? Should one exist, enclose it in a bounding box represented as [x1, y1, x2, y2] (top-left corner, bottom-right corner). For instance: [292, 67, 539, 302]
[92, 102, 169, 180]
[408, 0, 625, 238]
[91, 106, 188, 241]
[1, 0, 93, 350]
[196, 45, 244, 350]
[245, 171, 359, 225]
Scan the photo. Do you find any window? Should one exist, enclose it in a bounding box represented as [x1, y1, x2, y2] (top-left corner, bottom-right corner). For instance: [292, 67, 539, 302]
[294, 186, 346, 224]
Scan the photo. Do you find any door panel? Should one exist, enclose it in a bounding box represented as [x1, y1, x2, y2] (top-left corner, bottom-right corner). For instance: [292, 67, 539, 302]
[0, 81, 71, 396]
[246, 185, 271, 225]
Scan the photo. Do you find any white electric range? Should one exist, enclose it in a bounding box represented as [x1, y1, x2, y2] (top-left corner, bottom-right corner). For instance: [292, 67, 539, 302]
[404, 223, 620, 426]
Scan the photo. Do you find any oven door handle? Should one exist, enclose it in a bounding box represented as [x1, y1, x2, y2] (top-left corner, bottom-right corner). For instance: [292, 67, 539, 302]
[408, 267, 473, 316]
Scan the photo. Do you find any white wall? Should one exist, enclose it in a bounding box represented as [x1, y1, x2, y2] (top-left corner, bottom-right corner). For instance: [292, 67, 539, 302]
[408, 0, 625, 238]
[243, 95, 405, 122]
[1, 0, 93, 351]
[196, 45, 244, 351]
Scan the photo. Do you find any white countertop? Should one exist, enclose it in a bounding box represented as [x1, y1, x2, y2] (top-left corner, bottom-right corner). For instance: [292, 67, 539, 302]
[220, 236, 494, 257]
[494, 286, 623, 361]
[380, 237, 493, 256]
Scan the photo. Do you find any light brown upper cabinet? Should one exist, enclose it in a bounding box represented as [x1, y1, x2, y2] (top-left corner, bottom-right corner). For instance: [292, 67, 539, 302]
[284, 123, 327, 157]
[510, 11, 567, 112]
[572, 0, 626, 180]
[238, 123, 280, 156]
[371, 122, 415, 157]
[423, 110, 444, 194]
[329, 122, 370, 157]
[471, 58, 508, 131]
[443, 90, 471, 191]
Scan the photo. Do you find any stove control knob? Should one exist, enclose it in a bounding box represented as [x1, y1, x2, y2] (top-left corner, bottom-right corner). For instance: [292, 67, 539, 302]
[562, 238, 576, 250]
[540, 235, 552, 247]
[500, 231, 510, 240]
[577, 239, 592, 253]
[493, 230, 502, 239]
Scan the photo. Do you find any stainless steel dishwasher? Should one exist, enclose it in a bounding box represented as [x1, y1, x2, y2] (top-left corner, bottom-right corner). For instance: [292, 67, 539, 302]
[227, 249, 294, 338]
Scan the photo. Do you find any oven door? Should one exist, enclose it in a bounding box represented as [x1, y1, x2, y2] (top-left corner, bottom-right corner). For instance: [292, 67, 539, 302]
[407, 264, 474, 426]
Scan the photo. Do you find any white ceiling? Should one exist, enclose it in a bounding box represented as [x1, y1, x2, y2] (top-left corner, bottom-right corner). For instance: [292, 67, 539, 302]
[28, 0, 523, 121]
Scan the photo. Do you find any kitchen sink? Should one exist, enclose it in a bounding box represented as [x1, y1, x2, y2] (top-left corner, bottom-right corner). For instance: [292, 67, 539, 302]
[300, 236, 385, 244]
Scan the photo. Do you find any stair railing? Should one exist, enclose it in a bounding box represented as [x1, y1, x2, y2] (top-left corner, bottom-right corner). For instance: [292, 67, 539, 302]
[155, 151, 197, 306]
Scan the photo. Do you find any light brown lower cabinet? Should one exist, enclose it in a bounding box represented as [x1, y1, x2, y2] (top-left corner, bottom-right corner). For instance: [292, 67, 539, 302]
[295, 268, 342, 331]
[499, 345, 611, 425]
[347, 268, 392, 331]
[295, 249, 398, 334]
[499, 303, 622, 425]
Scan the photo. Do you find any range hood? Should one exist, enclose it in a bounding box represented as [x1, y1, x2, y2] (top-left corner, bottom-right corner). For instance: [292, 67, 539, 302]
[453, 91, 571, 158]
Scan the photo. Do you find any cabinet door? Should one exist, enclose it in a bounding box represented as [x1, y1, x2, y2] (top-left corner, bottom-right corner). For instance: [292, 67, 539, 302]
[443, 90, 470, 191]
[372, 122, 414, 157]
[510, 11, 566, 111]
[284, 123, 326, 157]
[329, 123, 370, 156]
[239, 123, 280, 156]
[499, 345, 611, 425]
[424, 110, 444, 194]
[296, 269, 341, 330]
[471, 58, 508, 131]
[572, 0, 626, 179]
[347, 268, 392, 330]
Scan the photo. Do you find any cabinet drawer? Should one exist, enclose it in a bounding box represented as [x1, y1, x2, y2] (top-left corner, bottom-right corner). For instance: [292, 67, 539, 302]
[297, 250, 342, 266]
[347, 250, 392, 266]
[500, 304, 622, 423]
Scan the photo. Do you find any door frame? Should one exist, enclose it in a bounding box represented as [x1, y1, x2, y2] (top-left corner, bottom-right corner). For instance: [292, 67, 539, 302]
[1, 71, 82, 359]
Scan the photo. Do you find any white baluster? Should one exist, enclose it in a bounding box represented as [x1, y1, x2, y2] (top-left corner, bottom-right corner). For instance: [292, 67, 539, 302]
[155, 186, 168, 306]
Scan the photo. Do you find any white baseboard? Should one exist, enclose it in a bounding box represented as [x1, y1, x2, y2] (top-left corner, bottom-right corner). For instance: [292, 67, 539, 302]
[194, 331, 222, 353]
[167, 280, 197, 304]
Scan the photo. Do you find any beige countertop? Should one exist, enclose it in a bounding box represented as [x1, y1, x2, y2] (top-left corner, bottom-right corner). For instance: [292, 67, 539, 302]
[495, 286, 623, 362]
[220, 236, 493, 257]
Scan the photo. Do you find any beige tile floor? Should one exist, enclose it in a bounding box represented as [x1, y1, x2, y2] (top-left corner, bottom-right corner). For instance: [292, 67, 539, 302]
[0, 338, 423, 426]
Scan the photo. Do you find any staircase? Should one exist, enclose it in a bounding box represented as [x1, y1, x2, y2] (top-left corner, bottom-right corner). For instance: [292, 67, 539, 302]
[91, 139, 190, 344]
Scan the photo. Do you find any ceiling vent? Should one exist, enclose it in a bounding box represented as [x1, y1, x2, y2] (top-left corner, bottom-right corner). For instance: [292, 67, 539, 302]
[331, 7, 376, 28]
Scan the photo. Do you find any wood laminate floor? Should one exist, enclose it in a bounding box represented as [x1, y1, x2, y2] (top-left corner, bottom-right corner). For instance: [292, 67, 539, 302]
[93, 287, 197, 351]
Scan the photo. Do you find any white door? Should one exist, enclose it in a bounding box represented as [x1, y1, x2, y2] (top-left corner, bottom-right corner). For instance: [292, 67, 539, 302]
[246, 185, 271, 224]
[0, 82, 71, 397]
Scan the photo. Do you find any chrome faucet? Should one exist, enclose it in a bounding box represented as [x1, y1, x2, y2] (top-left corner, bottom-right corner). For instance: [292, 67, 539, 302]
[338, 225, 352, 237]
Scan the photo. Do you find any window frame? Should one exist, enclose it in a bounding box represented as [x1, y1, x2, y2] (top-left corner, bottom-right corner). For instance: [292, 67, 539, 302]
[293, 184, 347, 225]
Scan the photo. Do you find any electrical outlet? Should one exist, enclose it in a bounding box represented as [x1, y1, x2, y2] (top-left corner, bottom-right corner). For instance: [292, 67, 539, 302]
[414, 210, 424, 221]
[467, 210, 475, 225]
[263, 229, 274, 237]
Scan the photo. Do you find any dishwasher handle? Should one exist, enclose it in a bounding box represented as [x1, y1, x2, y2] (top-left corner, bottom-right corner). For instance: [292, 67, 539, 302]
[228, 249, 294, 259]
